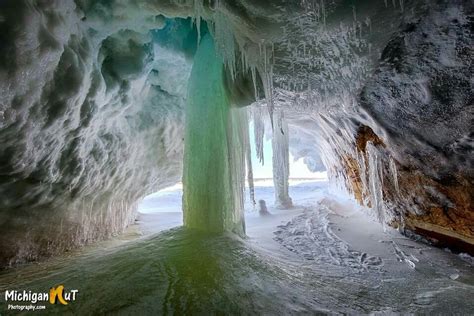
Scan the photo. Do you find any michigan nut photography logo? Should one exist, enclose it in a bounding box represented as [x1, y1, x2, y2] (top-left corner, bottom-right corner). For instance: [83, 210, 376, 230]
[4, 285, 78, 311]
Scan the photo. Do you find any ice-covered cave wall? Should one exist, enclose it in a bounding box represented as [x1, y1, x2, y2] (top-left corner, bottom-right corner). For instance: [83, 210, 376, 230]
[267, 0, 473, 251]
[0, 0, 295, 266]
[246, 0, 472, 251]
[0, 1, 196, 266]
[0, 0, 472, 266]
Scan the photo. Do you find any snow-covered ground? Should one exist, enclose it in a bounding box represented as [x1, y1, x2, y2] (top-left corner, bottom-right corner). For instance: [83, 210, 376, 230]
[136, 179, 474, 312]
[1, 180, 472, 314]
[138, 178, 474, 274]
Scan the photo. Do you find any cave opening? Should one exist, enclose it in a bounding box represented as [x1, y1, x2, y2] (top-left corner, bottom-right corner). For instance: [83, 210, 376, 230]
[137, 115, 328, 237]
[144, 20, 330, 236]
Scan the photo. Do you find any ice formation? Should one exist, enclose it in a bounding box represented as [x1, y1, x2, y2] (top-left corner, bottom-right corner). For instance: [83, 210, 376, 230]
[271, 109, 293, 208]
[0, 2, 192, 265]
[183, 33, 245, 234]
[0, 0, 472, 265]
[252, 106, 266, 165]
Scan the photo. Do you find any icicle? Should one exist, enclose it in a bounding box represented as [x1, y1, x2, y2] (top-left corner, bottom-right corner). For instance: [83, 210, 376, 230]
[260, 41, 275, 127]
[213, 9, 237, 80]
[253, 106, 265, 165]
[389, 157, 399, 195]
[272, 109, 293, 208]
[192, 0, 204, 44]
[366, 142, 385, 226]
[251, 65, 259, 100]
[244, 109, 256, 207]
[357, 151, 369, 205]
[193, 0, 242, 83]
[227, 107, 249, 233]
[246, 146, 256, 208]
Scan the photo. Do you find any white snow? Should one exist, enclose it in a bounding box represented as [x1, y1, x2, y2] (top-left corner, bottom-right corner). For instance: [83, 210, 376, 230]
[137, 179, 473, 282]
[1, 179, 472, 314]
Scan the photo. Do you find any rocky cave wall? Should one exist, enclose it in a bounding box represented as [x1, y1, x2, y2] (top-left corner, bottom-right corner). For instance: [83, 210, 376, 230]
[278, 0, 473, 251]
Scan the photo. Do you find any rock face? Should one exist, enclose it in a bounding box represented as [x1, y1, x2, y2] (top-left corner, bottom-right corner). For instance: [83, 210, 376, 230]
[0, 0, 472, 267]
[273, 0, 473, 253]
[357, 4, 474, 250]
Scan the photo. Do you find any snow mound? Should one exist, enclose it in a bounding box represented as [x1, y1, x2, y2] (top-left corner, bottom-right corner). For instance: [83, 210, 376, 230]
[274, 205, 383, 273]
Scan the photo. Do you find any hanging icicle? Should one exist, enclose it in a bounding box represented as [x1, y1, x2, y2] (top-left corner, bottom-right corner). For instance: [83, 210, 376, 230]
[272, 109, 293, 209]
[243, 108, 256, 207]
[253, 106, 265, 165]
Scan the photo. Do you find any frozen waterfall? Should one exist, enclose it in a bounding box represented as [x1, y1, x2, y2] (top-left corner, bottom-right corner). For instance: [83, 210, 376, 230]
[183, 34, 246, 234]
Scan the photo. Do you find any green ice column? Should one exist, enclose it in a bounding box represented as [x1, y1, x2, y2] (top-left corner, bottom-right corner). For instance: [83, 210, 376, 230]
[183, 34, 245, 235]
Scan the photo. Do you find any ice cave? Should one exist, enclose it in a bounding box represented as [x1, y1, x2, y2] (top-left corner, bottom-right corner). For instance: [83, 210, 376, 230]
[0, 0, 473, 314]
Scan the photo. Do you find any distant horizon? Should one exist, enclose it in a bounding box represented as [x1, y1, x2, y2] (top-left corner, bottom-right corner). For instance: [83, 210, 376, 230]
[252, 175, 327, 181]
[249, 123, 323, 179]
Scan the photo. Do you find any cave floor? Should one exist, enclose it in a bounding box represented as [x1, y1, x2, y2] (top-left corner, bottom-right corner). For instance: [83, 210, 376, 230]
[0, 180, 473, 314]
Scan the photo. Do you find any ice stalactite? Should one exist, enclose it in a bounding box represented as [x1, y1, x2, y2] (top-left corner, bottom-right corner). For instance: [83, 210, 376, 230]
[366, 142, 386, 226]
[272, 110, 293, 209]
[389, 157, 400, 195]
[260, 42, 276, 126]
[243, 109, 256, 207]
[253, 106, 266, 165]
[183, 34, 245, 235]
[228, 107, 249, 232]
